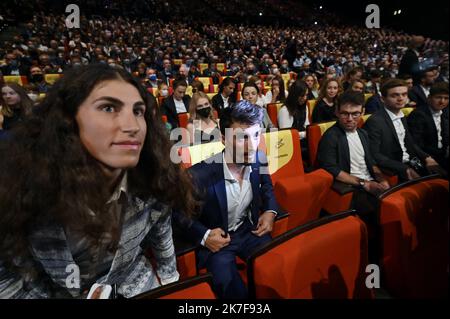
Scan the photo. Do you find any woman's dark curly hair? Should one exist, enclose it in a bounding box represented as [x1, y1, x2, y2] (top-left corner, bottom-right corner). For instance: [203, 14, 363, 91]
[0, 64, 198, 272]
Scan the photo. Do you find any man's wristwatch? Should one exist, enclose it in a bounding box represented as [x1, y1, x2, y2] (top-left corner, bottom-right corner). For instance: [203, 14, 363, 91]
[358, 179, 366, 188]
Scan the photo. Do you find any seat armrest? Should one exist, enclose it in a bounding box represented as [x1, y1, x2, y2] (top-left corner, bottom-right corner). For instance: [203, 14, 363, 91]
[331, 180, 357, 195]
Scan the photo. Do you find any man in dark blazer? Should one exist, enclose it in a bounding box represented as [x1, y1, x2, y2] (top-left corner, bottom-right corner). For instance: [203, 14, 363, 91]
[365, 94, 383, 114]
[408, 82, 449, 171]
[399, 35, 424, 84]
[318, 91, 390, 193]
[408, 68, 435, 108]
[318, 91, 390, 262]
[160, 78, 190, 129]
[211, 77, 236, 118]
[174, 101, 278, 299]
[364, 79, 442, 181]
[158, 58, 175, 86]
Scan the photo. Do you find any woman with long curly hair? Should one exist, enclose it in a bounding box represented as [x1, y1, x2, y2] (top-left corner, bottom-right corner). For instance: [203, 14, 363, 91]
[0, 64, 197, 299]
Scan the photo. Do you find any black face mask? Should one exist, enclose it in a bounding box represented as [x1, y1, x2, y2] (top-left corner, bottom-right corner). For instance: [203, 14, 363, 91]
[31, 74, 44, 83]
[197, 107, 211, 118]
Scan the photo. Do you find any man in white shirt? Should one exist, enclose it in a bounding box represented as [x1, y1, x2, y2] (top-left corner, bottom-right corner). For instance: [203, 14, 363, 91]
[409, 68, 435, 108]
[318, 91, 390, 197]
[211, 77, 236, 117]
[408, 82, 449, 172]
[174, 101, 279, 299]
[161, 79, 190, 129]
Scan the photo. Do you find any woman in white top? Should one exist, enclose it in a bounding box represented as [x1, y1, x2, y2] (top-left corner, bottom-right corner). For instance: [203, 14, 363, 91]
[278, 80, 310, 140]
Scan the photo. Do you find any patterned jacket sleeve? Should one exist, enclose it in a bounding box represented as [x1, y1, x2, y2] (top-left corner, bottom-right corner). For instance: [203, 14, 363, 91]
[0, 261, 50, 299]
[148, 208, 180, 286]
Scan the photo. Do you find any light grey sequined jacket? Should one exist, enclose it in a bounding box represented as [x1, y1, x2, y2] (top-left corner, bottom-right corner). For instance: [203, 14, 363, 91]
[0, 196, 179, 299]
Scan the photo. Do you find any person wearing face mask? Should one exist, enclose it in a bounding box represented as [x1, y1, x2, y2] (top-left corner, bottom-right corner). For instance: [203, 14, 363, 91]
[280, 59, 291, 74]
[23, 84, 40, 104]
[157, 82, 170, 101]
[270, 64, 280, 76]
[186, 92, 220, 145]
[29, 66, 51, 93]
[145, 71, 158, 89]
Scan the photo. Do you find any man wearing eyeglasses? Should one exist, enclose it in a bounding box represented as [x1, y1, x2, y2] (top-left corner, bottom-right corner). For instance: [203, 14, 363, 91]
[317, 91, 390, 261]
[318, 90, 390, 196]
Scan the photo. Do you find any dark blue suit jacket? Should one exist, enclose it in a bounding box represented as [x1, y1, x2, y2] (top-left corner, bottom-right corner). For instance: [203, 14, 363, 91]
[175, 151, 278, 248]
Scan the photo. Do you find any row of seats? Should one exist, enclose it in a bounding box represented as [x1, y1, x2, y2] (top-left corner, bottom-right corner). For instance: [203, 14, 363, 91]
[149, 174, 448, 299]
[2, 74, 62, 86]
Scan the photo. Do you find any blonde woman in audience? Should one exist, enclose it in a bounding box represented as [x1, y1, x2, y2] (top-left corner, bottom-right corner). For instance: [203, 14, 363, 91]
[186, 92, 220, 144]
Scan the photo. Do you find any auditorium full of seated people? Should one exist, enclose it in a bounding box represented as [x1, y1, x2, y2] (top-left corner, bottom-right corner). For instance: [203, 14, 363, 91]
[0, 0, 448, 300]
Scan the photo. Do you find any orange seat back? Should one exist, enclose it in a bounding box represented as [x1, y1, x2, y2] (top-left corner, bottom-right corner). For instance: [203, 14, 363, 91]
[134, 274, 216, 299]
[266, 103, 284, 128]
[247, 211, 372, 299]
[177, 112, 190, 129]
[378, 176, 449, 298]
[307, 99, 317, 123]
[307, 120, 336, 168]
[260, 129, 304, 185]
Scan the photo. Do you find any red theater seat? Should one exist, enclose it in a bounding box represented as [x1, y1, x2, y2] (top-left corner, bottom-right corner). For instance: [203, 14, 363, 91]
[378, 175, 449, 298]
[177, 112, 190, 129]
[247, 211, 373, 298]
[266, 102, 284, 128]
[260, 129, 333, 229]
[133, 274, 216, 299]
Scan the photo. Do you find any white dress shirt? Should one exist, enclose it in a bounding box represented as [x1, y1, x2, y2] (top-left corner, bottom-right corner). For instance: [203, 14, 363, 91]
[420, 85, 430, 98]
[221, 94, 229, 109]
[346, 131, 373, 181]
[430, 107, 443, 149]
[174, 98, 187, 113]
[201, 154, 253, 246]
[385, 107, 410, 163]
